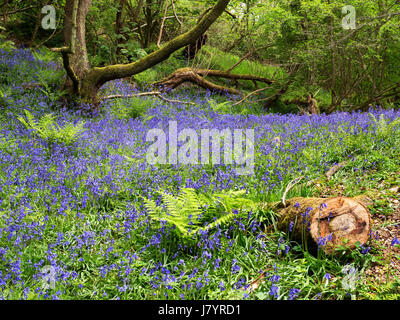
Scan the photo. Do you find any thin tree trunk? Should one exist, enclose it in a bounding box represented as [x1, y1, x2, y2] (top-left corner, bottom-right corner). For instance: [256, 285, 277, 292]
[115, 0, 125, 57]
[157, 0, 169, 48]
[61, 0, 92, 92]
[30, 5, 43, 47]
[2, 0, 7, 28]
[328, 1, 337, 111]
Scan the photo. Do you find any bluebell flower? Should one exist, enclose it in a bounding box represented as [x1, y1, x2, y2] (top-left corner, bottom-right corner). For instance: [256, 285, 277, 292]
[288, 288, 300, 300]
[391, 238, 400, 247]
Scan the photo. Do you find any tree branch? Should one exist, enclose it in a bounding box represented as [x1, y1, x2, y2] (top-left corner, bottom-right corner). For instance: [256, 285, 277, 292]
[101, 91, 195, 105]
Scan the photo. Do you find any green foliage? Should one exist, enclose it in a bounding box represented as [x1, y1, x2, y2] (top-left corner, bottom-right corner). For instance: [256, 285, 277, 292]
[197, 45, 279, 80]
[35, 73, 67, 107]
[0, 125, 16, 153]
[0, 28, 16, 51]
[17, 109, 86, 149]
[144, 188, 257, 240]
[360, 279, 400, 300]
[133, 49, 186, 85]
[110, 96, 153, 120]
[0, 87, 11, 108]
[368, 113, 400, 139]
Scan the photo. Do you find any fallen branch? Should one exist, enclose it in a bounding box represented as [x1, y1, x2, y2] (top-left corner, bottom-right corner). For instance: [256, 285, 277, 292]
[281, 176, 304, 207]
[232, 87, 269, 107]
[326, 161, 347, 180]
[155, 67, 274, 95]
[196, 69, 274, 84]
[226, 50, 252, 73]
[21, 83, 43, 89]
[101, 91, 196, 105]
[154, 69, 241, 95]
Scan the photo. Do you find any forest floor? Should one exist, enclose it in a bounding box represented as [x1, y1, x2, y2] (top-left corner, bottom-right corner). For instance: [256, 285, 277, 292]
[0, 48, 399, 300]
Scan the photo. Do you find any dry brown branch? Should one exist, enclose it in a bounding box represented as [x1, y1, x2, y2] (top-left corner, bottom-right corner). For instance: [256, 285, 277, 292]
[157, 0, 170, 48]
[326, 161, 347, 180]
[281, 176, 304, 207]
[101, 91, 195, 106]
[226, 50, 252, 73]
[231, 87, 269, 107]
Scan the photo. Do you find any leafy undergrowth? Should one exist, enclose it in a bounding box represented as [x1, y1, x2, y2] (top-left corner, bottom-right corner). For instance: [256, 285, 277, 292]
[0, 48, 399, 300]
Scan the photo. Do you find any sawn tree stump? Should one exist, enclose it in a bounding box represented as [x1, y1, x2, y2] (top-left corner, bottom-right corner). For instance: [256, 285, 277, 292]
[268, 196, 371, 254]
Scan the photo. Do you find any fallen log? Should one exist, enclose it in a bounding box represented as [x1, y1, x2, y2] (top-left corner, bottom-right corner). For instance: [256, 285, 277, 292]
[263, 196, 371, 254]
[154, 68, 241, 95]
[154, 67, 274, 95]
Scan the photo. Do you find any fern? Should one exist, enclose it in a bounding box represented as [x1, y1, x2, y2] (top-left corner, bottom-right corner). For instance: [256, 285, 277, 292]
[17, 109, 86, 149]
[369, 113, 400, 139]
[208, 99, 232, 114]
[144, 188, 257, 239]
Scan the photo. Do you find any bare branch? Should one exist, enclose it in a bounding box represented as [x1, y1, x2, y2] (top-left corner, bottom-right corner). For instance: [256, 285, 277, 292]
[281, 176, 304, 207]
[157, 0, 170, 48]
[101, 91, 196, 106]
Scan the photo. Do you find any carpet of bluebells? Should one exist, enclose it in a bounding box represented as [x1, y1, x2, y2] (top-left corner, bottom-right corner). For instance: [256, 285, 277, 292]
[0, 48, 399, 300]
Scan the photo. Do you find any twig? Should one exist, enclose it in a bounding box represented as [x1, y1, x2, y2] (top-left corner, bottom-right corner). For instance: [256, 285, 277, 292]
[157, 0, 170, 48]
[171, 0, 182, 32]
[21, 83, 42, 89]
[326, 161, 347, 180]
[0, 5, 41, 16]
[34, 14, 63, 49]
[281, 176, 304, 207]
[226, 50, 252, 73]
[224, 9, 236, 19]
[232, 87, 269, 107]
[101, 91, 195, 106]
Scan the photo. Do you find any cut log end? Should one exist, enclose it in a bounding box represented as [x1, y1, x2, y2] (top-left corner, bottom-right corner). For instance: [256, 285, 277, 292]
[275, 196, 371, 254]
[309, 197, 370, 254]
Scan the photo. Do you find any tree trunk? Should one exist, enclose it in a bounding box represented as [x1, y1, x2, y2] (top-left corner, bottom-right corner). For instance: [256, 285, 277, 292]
[2, 0, 7, 28]
[115, 0, 125, 57]
[264, 196, 371, 254]
[62, 0, 92, 93]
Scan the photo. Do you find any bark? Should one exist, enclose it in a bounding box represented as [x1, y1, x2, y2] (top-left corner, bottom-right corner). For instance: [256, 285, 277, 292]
[115, 0, 125, 56]
[2, 0, 7, 28]
[263, 196, 371, 254]
[328, 2, 337, 111]
[59, 0, 92, 93]
[157, 0, 169, 48]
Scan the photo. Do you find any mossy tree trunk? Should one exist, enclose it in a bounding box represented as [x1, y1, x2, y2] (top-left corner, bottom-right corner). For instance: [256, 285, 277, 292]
[58, 0, 231, 110]
[61, 0, 92, 93]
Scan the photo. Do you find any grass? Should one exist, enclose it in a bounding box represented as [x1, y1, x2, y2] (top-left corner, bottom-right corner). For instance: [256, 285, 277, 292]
[0, 48, 399, 300]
